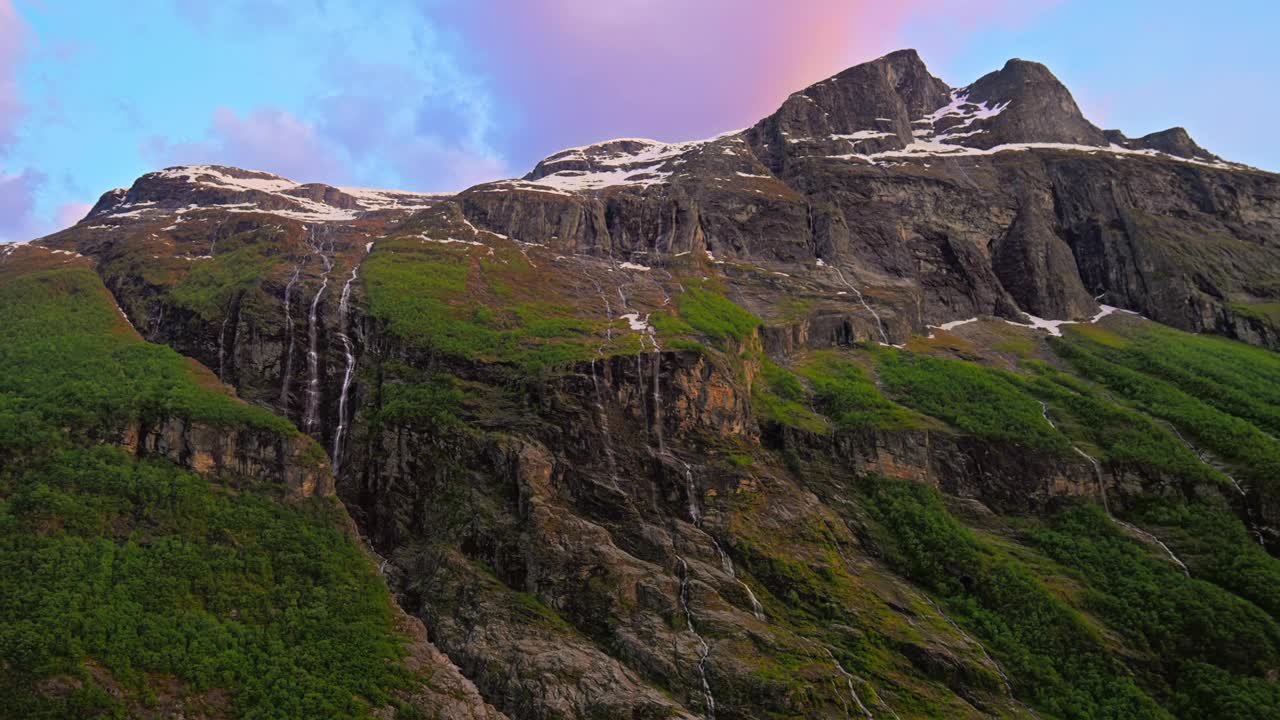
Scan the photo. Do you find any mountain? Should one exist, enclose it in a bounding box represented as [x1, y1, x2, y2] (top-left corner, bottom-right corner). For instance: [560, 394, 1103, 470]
[4, 50, 1280, 719]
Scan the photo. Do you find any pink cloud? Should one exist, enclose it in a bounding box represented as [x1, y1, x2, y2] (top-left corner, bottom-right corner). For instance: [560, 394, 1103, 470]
[0, 0, 29, 154]
[0, 168, 45, 242]
[141, 106, 346, 182]
[434, 0, 1056, 166]
[389, 137, 508, 192]
[54, 200, 92, 229]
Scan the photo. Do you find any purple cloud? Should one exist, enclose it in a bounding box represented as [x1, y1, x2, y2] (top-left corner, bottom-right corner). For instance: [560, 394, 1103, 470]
[141, 106, 346, 182]
[0, 0, 29, 154]
[306, 52, 508, 190]
[430, 0, 1057, 170]
[54, 200, 93, 229]
[0, 168, 45, 242]
[388, 136, 507, 192]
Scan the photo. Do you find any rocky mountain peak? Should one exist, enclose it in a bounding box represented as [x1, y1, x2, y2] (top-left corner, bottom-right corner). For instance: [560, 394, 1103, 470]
[482, 50, 1233, 202]
[746, 49, 952, 168]
[959, 57, 1107, 148]
[1134, 126, 1218, 160]
[83, 164, 448, 225]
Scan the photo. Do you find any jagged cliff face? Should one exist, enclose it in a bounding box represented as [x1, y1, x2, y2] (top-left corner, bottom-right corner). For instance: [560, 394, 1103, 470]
[19, 49, 1280, 719]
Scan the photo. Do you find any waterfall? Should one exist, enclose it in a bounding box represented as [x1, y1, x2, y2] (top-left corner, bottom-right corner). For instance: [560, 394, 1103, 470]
[114, 301, 136, 331]
[683, 461, 766, 621]
[591, 280, 614, 341]
[921, 595, 1010, 695]
[1168, 423, 1266, 546]
[149, 304, 165, 342]
[824, 647, 874, 719]
[676, 556, 717, 719]
[302, 230, 333, 435]
[279, 263, 303, 411]
[1111, 513, 1190, 577]
[830, 265, 889, 345]
[589, 359, 623, 490]
[651, 349, 664, 453]
[1041, 403, 1190, 576]
[712, 540, 766, 621]
[589, 287, 623, 490]
[331, 263, 360, 475]
[610, 274, 664, 449]
[683, 462, 702, 526]
[217, 310, 231, 382]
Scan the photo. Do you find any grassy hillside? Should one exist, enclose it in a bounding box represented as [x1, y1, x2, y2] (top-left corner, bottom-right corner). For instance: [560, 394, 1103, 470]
[0, 265, 412, 718]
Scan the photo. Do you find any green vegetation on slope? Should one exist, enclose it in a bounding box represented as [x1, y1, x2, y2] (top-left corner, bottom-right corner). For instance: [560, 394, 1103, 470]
[856, 475, 1168, 720]
[362, 237, 634, 373]
[1097, 319, 1280, 436]
[651, 281, 760, 354]
[1021, 360, 1222, 483]
[1128, 497, 1280, 623]
[0, 448, 408, 719]
[752, 359, 828, 433]
[0, 266, 411, 718]
[751, 351, 924, 434]
[873, 348, 1071, 453]
[1024, 504, 1280, 720]
[1052, 324, 1280, 495]
[670, 284, 760, 345]
[0, 267, 293, 437]
[797, 352, 921, 432]
[168, 228, 284, 321]
[723, 490, 988, 719]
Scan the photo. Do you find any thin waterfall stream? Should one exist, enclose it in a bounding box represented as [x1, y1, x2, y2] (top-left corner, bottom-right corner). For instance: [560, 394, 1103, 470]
[921, 595, 1011, 695]
[302, 229, 333, 435]
[1168, 423, 1267, 546]
[588, 280, 624, 491]
[823, 647, 874, 719]
[681, 461, 766, 621]
[279, 262, 303, 412]
[1040, 403, 1190, 576]
[330, 257, 361, 475]
[830, 264, 889, 345]
[676, 556, 717, 719]
[217, 310, 231, 382]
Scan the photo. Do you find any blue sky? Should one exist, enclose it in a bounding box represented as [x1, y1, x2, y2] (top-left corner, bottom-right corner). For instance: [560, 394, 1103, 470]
[1, 0, 1276, 242]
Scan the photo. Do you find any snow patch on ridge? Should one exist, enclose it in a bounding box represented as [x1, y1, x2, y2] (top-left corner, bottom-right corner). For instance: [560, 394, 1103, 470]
[518, 130, 748, 193]
[833, 141, 1240, 169]
[97, 165, 447, 223]
[930, 304, 1141, 339]
[1001, 304, 1138, 337]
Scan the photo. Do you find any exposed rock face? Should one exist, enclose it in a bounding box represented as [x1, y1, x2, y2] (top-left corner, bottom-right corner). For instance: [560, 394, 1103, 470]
[447, 51, 1280, 346]
[121, 416, 332, 498]
[88, 164, 443, 222]
[31, 48, 1280, 719]
[747, 48, 952, 168]
[1107, 126, 1220, 160]
[991, 196, 1096, 319]
[962, 59, 1107, 148]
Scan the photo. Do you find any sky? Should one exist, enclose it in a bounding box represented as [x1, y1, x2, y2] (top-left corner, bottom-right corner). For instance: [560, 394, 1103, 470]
[1, 0, 1276, 242]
